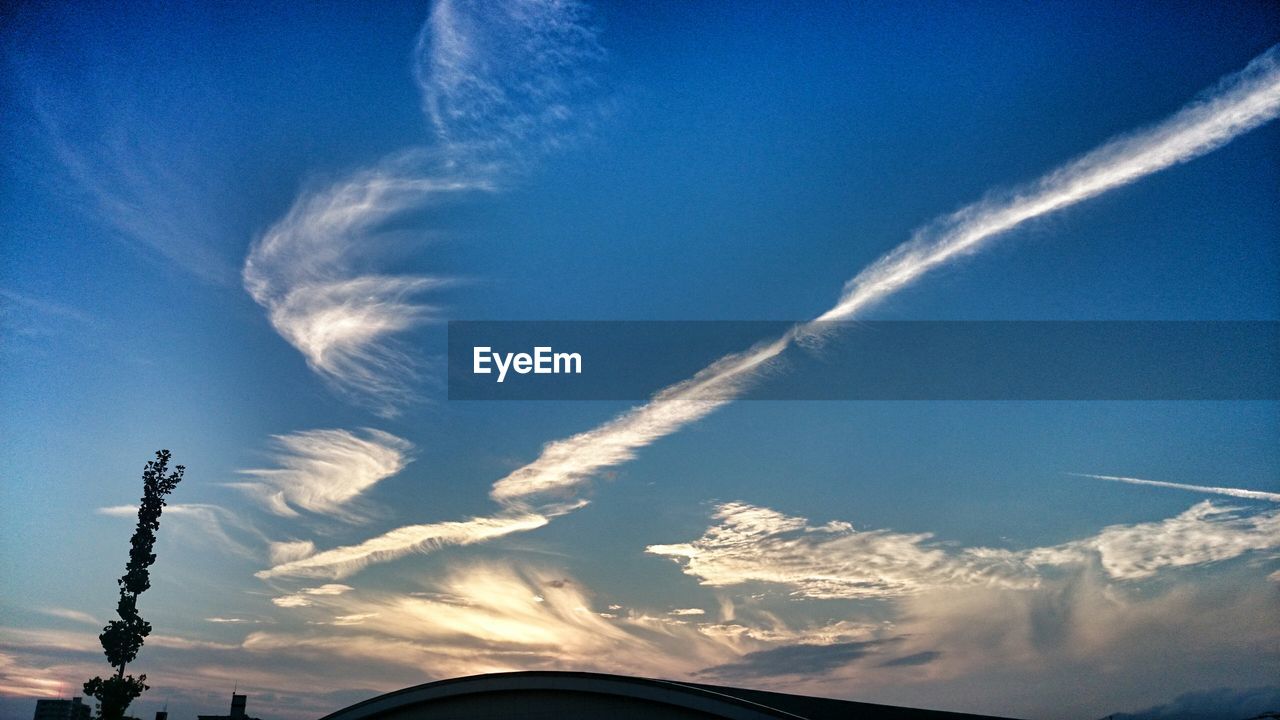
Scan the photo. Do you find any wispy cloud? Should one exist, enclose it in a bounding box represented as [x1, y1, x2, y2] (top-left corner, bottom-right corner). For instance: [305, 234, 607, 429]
[1071, 472, 1280, 503]
[96, 502, 264, 560]
[245, 0, 604, 414]
[417, 0, 605, 164]
[262, 44, 1280, 578]
[1046, 501, 1280, 580]
[255, 510, 561, 580]
[0, 290, 93, 327]
[268, 540, 318, 566]
[248, 563, 748, 679]
[271, 584, 354, 608]
[699, 640, 892, 681]
[488, 44, 1280, 506]
[37, 609, 98, 626]
[669, 608, 706, 616]
[242, 156, 482, 414]
[869, 567, 1280, 717]
[17, 77, 240, 285]
[647, 502, 1040, 599]
[813, 46, 1280, 324]
[1110, 686, 1280, 720]
[0, 289, 96, 348]
[649, 500, 1280, 597]
[231, 428, 413, 521]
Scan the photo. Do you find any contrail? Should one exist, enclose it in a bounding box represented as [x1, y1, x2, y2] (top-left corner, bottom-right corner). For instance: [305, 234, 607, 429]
[491, 43, 1280, 504]
[266, 44, 1280, 577]
[256, 511, 555, 580]
[1072, 473, 1280, 503]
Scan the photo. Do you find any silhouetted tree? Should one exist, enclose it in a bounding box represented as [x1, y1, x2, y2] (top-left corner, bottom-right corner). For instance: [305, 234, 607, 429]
[84, 450, 184, 720]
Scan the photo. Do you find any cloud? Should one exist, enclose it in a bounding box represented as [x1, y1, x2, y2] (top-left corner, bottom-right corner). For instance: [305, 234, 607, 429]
[10, 43, 242, 287]
[0, 290, 93, 330]
[699, 640, 890, 680]
[878, 651, 941, 668]
[417, 0, 606, 164]
[262, 42, 1280, 579]
[488, 338, 787, 504]
[246, 0, 605, 414]
[1071, 473, 1280, 503]
[813, 45, 1280, 324]
[0, 290, 100, 355]
[0, 649, 84, 698]
[269, 540, 317, 566]
[96, 502, 264, 560]
[232, 428, 413, 520]
[1042, 501, 1280, 580]
[647, 502, 1039, 599]
[649, 501, 1280, 598]
[256, 511, 559, 580]
[0, 624, 407, 720]
[669, 608, 706, 616]
[272, 584, 354, 608]
[863, 569, 1280, 719]
[487, 44, 1280, 508]
[37, 609, 98, 626]
[1108, 686, 1280, 720]
[243, 156, 483, 414]
[246, 563, 748, 680]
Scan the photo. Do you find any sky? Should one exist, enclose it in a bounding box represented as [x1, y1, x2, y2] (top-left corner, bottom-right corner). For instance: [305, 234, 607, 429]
[1, 2, 1279, 719]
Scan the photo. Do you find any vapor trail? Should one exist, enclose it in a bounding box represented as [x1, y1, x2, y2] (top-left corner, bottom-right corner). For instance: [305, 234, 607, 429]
[256, 511, 555, 580]
[492, 44, 1280, 504]
[1072, 473, 1280, 503]
[266, 45, 1280, 578]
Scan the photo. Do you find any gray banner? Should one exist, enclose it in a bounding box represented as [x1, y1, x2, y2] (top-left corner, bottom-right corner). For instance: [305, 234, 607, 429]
[447, 321, 1280, 401]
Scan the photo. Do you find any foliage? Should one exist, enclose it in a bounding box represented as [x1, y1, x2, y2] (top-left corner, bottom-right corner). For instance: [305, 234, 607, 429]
[84, 450, 184, 720]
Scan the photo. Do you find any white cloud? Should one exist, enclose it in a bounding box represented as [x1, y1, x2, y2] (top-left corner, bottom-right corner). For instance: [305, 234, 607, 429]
[38, 609, 97, 626]
[489, 338, 787, 504]
[23, 91, 239, 286]
[232, 428, 412, 520]
[650, 501, 1280, 599]
[269, 540, 317, 566]
[272, 584, 355, 608]
[487, 45, 1280, 508]
[1042, 501, 1280, 580]
[648, 502, 1039, 599]
[256, 511, 560, 580]
[246, 0, 604, 414]
[259, 37, 1280, 581]
[416, 0, 606, 164]
[243, 157, 482, 414]
[1071, 473, 1280, 503]
[96, 502, 263, 559]
[247, 563, 749, 680]
[812, 46, 1280, 324]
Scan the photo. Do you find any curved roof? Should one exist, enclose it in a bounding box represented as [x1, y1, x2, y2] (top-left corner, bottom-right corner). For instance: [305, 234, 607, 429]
[321, 671, 1014, 720]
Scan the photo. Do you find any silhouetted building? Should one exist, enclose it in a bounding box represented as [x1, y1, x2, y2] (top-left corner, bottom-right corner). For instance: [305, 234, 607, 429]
[322, 671, 1018, 719]
[33, 697, 91, 720]
[155, 711, 168, 720]
[198, 694, 261, 720]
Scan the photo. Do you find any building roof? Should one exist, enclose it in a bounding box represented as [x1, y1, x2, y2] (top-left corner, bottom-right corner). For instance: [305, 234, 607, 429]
[321, 671, 1017, 720]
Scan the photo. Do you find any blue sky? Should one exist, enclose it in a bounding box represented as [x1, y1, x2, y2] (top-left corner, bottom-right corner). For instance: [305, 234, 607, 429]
[2, 2, 1279, 718]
